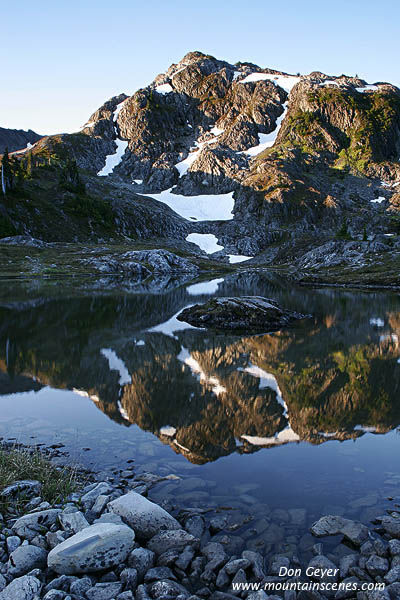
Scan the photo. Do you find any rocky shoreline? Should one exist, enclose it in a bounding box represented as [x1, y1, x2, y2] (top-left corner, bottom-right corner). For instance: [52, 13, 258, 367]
[0, 442, 399, 599]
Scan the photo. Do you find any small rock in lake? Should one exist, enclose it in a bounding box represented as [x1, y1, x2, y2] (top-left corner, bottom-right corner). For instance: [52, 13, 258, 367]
[177, 296, 310, 331]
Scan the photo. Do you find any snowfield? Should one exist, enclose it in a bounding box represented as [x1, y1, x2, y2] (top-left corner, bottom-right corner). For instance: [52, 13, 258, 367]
[356, 84, 379, 93]
[142, 189, 235, 221]
[185, 233, 224, 254]
[155, 83, 173, 94]
[97, 139, 128, 176]
[113, 99, 128, 122]
[239, 72, 300, 93]
[243, 102, 288, 156]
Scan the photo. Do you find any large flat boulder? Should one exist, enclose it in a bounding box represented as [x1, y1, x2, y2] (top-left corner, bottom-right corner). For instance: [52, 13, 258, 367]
[108, 491, 180, 540]
[47, 523, 135, 574]
[310, 515, 369, 546]
[177, 296, 309, 331]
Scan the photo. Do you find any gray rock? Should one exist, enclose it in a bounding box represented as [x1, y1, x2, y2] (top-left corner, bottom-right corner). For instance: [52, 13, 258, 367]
[0, 575, 42, 600]
[59, 510, 89, 534]
[0, 480, 41, 499]
[307, 555, 338, 582]
[117, 592, 134, 600]
[47, 522, 135, 574]
[149, 579, 190, 598]
[43, 575, 78, 594]
[69, 577, 92, 595]
[177, 296, 309, 331]
[185, 515, 205, 538]
[215, 567, 230, 588]
[8, 544, 47, 576]
[80, 482, 113, 510]
[385, 566, 400, 584]
[334, 576, 361, 599]
[310, 515, 368, 545]
[109, 491, 180, 539]
[6, 535, 21, 554]
[91, 494, 109, 517]
[242, 550, 265, 579]
[136, 583, 152, 600]
[128, 547, 155, 581]
[225, 558, 251, 575]
[176, 545, 196, 571]
[95, 512, 124, 526]
[147, 529, 197, 554]
[46, 531, 67, 549]
[120, 567, 138, 590]
[13, 509, 61, 540]
[389, 540, 400, 556]
[382, 516, 400, 539]
[42, 591, 65, 600]
[157, 548, 181, 566]
[339, 554, 358, 578]
[201, 542, 228, 562]
[365, 554, 389, 577]
[210, 515, 228, 533]
[144, 566, 176, 582]
[247, 593, 269, 600]
[270, 555, 290, 576]
[124, 250, 199, 274]
[85, 582, 123, 600]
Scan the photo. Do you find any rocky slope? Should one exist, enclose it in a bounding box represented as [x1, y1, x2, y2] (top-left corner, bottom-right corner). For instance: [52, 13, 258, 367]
[2, 51, 400, 275]
[0, 127, 42, 153]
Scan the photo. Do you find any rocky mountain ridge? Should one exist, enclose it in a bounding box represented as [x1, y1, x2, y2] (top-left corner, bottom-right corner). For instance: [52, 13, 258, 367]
[0, 127, 42, 153]
[2, 51, 400, 276]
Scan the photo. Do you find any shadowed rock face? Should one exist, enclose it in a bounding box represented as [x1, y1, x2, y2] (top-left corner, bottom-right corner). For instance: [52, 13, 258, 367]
[177, 296, 309, 331]
[0, 127, 42, 153]
[0, 276, 400, 464]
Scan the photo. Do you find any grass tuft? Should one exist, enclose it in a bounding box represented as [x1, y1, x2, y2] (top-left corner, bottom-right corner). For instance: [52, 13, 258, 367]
[0, 446, 83, 512]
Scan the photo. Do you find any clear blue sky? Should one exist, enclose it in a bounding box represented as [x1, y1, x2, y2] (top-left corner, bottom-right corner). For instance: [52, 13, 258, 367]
[2, 0, 399, 135]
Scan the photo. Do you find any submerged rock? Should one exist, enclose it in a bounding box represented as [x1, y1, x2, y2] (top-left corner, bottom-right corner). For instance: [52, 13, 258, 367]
[310, 515, 369, 546]
[177, 296, 309, 331]
[47, 522, 135, 574]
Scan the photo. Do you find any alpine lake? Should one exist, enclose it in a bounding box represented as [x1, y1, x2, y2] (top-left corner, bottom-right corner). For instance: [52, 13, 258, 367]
[1, 270, 400, 566]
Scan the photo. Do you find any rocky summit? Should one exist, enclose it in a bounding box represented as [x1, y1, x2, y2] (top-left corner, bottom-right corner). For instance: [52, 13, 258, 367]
[1, 50, 400, 284]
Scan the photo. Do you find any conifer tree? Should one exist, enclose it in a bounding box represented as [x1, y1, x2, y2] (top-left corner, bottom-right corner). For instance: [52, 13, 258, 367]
[1, 148, 12, 193]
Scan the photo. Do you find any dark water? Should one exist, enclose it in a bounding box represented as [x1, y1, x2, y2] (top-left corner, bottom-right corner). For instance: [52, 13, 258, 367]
[1, 272, 400, 564]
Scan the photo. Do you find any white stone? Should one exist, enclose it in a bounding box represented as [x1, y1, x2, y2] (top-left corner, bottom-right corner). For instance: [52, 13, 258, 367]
[109, 491, 180, 540]
[47, 523, 135, 574]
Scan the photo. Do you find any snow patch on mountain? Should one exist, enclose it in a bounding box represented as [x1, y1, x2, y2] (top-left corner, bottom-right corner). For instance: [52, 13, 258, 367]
[240, 72, 300, 92]
[142, 189, 235, 221]
[185, 233, 224, 254]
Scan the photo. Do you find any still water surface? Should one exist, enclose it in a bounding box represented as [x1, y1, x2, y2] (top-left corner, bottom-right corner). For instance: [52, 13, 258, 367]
[1, 272, 400, 562]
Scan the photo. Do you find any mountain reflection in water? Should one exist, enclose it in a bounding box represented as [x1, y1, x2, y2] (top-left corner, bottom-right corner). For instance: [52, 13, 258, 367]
[1, 272, 400, 466]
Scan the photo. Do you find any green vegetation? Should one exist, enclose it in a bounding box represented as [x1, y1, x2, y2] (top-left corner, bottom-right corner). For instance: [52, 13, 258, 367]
[0, 446, 82, 510]
[336, 218, 352, 240]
